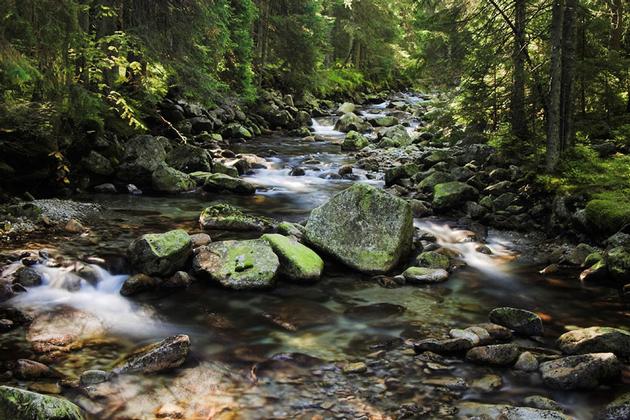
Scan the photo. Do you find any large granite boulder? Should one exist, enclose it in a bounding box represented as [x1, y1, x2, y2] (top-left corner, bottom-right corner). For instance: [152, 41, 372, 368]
[166, 143, 213, 173]
[304, 184, 414, 274]
[151, 164, 196, 193]
[128, 230, 192, 276]
[192, 239, 279, 289]
[432, 181, 479, 210]
[117, 135, 169, 185]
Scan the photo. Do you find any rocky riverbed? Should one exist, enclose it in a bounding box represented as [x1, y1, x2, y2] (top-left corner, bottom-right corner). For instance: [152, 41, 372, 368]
[0, 93, 629, 419]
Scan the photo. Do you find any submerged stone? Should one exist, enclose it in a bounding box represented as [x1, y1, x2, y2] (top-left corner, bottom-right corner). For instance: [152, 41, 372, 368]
[304, 184, 414, 274]
[192, 239, 279, 290]
[261, 234, 323, 282]
[113, 334, 190, 375]
[128, 229, 192, 277]
[403, 267, 449, 283]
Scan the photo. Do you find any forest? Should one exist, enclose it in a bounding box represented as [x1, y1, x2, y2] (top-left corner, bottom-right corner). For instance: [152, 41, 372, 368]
[0, 1, 630, 419]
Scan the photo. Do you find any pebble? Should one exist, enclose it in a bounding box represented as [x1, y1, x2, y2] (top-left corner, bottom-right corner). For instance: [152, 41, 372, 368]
[514, 351, 539, 371]
[343, 362, 367, 374]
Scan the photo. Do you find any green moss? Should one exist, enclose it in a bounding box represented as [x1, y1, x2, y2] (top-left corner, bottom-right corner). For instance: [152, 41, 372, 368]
[416, 251, 450, 270]
[199, 203, 273, 231]
[585, 194, 630, 235]
[0, 386, 84, 420]
[433, 181, 478, 209]
[262, 234, 323, 282]
[145, 230, 191, 258]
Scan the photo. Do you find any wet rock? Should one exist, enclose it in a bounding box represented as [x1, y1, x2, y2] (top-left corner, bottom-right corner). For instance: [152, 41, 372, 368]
[113, 334, 190, 375]
[13, 266, 43, 287]
[27, 308, 105, 354]
[338, 164, 353, 177]
[120, 274, 158, 296]
[163, 271, 192, 289]
[471, 374, 502, 392]
[606, 247, 630, 283]
[409, 199, 432, 217]
[372, 116, 399, 127]
[449, 329, 480, 345]
[261, 234, 323, 282]
[416, 251, 450, 270]
[166, 143, 213, 173]
[11, 359, 56, 380]
[0, 385, 84, 420]
[425, 376, 468, 391]
[28, 383, 61, 395]
[304, 184, 413, 274]
[289, 167, 306, 176]
[539, 353, 621, 390]
[432, 182, 479, 210]
[151, 164, 196, 193]
[598, 392, 630, 420]
[413, 338, 474, 354]
[190, 233, 211, 248]
[342, 362, 367, 374]
[199, 203, 273, 232]
[128, 229, 192, 277]
[403, 267, 449, 284]
[276, 221, 305, 240]
[557, 327, 630, 358]
[212, 161, 239, 178]
[385, 163, 419, 186]
[192, 239, 279, 290]
[417, 172, 455, 191]
[64, 219, 85, 234]
[465, 343, 520, 366]
[79, 370, 111, 386]
[191, 172, 256, 195]
[336, 102, 356, 115]
[377, 125, 412, 148]
[341, 131, 369, 151]
[457, 401, 570, 420]
[523, 396, 564, 412]
[222, 123, 252, 139]
[117, 135, 169, 185]
[514, 351, 539, 372]
[82, 150, 114, 176]
[93, 183, 117, 194]
[334, 112, 369, 133]
[489, 307, 544, 336]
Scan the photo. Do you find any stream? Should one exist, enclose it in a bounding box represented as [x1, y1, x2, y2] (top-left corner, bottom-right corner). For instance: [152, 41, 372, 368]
[1, 96, 629, 419]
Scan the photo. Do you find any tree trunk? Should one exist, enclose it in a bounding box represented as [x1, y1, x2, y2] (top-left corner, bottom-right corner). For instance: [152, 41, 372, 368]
[546, 0, 564, 171]
[511, 0, 528, 140]
[560, 0, 577, 150]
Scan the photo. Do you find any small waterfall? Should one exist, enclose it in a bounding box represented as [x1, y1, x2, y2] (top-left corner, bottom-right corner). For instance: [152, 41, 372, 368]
[415, 221, 516, 276]
[310, 118, 343, 137]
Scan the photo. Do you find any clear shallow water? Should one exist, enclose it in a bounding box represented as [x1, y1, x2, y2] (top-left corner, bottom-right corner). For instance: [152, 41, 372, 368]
[1, 97, 629, 418]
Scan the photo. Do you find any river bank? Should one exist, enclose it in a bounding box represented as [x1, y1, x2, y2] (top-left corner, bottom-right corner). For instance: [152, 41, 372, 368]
[0, 93, 629, 419]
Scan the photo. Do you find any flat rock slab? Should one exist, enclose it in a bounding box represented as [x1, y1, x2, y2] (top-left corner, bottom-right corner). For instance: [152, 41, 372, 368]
[192, 239, 279, 289]
[27, 308, 106, 354]
[304, 183, 413, 274]
[113, 334, 190, 375]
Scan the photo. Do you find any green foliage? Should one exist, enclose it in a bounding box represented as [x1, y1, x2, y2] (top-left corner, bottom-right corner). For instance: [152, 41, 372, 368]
[315, 65, 367, 97]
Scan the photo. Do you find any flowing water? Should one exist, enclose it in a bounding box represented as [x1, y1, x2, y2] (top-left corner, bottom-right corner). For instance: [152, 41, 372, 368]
[0, 96, 629, 418]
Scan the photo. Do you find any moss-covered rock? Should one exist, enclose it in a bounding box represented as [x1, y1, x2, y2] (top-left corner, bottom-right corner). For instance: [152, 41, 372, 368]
[166, 143, 213, 173]
[605, 246, 630, 283]
[585, 198, 630, 235]
[128, 229, 192, 276]
[334, 112, 369, 133]
[416, 251, 450, 270]
[81, 150, 114, 176]
[384, 164, 420, 186]
[403, 267, 449, 283]
[262, 234, 324, 282]
[191, 172, 256, 195]
[199, 203, 274, 231]
[192, 239, 279, 289]
[417, 172, 455, 191]
[341, 131, 369, 151]
[276, 221, 306, 240]
[372, 116, 399, 127]
[377, 125, 412, 148]
[557, 327, 630, 358]
[433, 182, 479, 210]
[489, 307, 543, 336]
[222, 123, 252, 139]
[117, 135, 169, 185]
[151, 164, 196, 193]
[212, 162, 239, 178]
[0, 386, 84, 420]
[304, 184, 413, 274]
